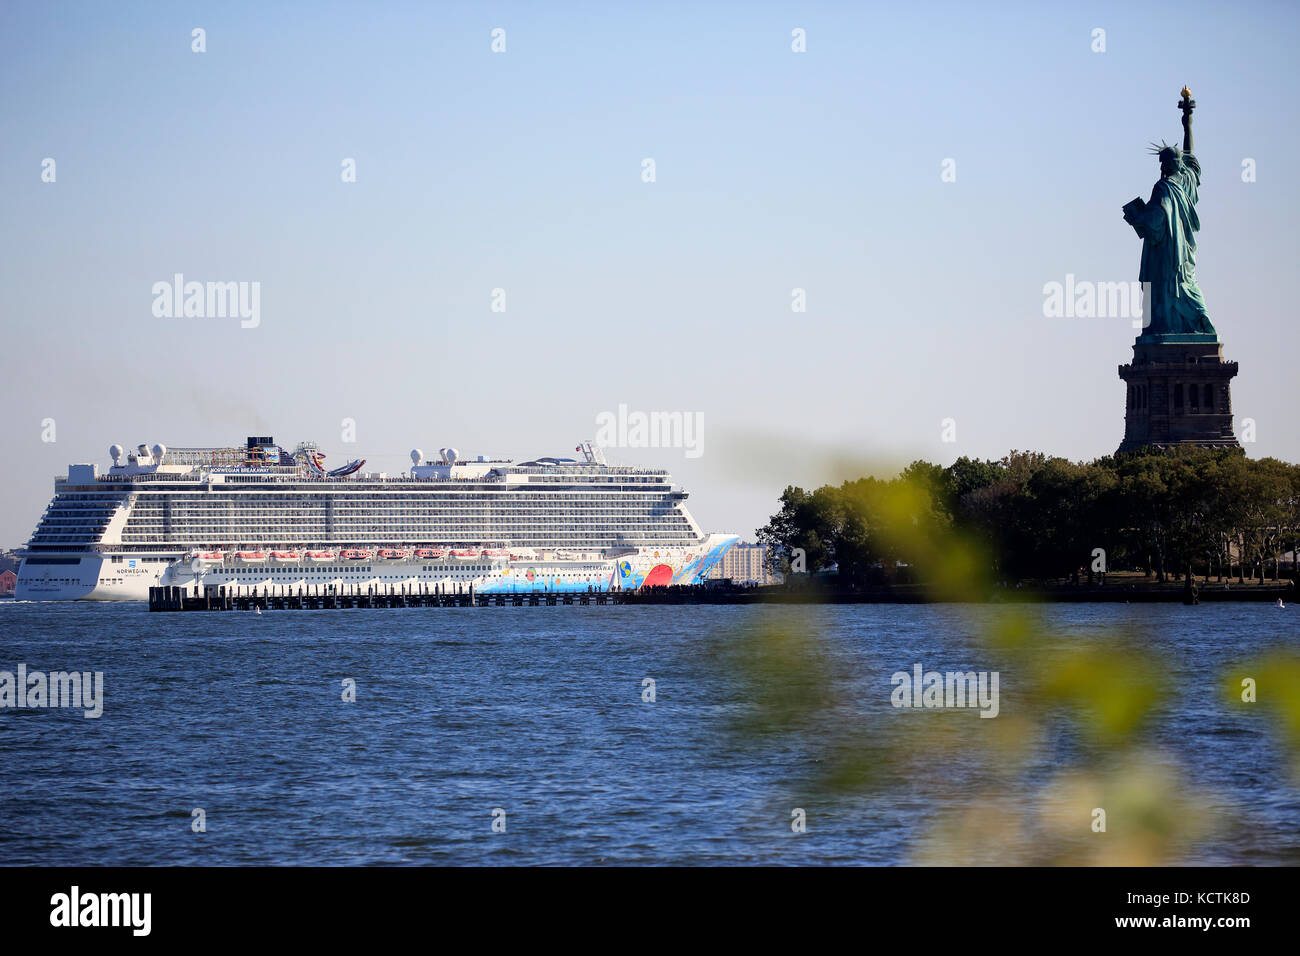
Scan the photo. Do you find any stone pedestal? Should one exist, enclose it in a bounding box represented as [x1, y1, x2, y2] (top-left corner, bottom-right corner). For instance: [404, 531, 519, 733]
[1117, 336, 1239, 453]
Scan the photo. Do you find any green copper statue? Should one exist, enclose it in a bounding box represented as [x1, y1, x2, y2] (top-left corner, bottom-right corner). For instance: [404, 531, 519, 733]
[1122, 87, 1217, 340]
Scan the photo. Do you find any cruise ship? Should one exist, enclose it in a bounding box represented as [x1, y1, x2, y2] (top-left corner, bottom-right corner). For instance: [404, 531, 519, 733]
[16, 437, 738, 601]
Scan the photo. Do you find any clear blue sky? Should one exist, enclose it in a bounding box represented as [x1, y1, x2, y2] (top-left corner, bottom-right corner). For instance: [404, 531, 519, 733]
[2, 1, 1297, 546]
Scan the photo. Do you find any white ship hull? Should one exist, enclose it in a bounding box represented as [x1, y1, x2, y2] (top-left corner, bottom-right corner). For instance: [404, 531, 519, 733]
[16, 535, 739, 602]
[16, 555, 163, 601]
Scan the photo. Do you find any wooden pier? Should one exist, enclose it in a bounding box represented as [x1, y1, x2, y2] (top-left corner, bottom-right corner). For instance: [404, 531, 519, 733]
[148, 578, 1296, 612]
[147, 584, 767, 611]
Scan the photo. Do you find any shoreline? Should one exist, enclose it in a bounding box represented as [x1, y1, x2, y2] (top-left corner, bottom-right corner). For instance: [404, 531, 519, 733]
[643, 581, 1298, 605]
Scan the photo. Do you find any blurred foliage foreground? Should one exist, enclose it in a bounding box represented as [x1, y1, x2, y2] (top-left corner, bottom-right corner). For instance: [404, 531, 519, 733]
[727, 461, 1300, 864]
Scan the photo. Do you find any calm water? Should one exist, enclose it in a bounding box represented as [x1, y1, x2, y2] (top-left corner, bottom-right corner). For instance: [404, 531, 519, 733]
[0, 600, 1296, 865]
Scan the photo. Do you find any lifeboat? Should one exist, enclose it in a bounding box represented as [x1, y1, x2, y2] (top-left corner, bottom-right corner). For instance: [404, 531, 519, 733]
[414, 548, 446, 559]
[482, 549, 510, 559]
[193, 551, 224, 565]
[270, 551, 301, 563]
[377, 549, 408, 560]
[451, 549, 479, 560]
[340, 549, 372, 560]
[234, 551, 267, 564]
[305, 551, 336, 562]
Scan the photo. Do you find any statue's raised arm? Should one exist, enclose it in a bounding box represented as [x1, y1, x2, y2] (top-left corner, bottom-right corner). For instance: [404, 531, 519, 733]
[1179, 86, 1195, 154]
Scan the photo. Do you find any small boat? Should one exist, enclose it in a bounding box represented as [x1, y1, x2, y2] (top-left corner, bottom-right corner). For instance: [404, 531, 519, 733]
[451, 549, 479, 560]
[193, 551, 224, 565]
[482, 549, 510, 560]
[234, 551, 267, 564]
[270, 551, 301, 563]
[414, 548, 446, 559]
[377, 549, 408, 560]
[305, 551, 335, 562]
[340, 549, 372, 560]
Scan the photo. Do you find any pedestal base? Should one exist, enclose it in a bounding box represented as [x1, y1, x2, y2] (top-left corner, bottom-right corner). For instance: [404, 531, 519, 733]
[1117, 340, 1239, 454]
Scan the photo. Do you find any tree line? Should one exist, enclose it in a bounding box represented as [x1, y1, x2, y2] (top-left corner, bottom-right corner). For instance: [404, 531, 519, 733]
[757, 448, 1300, 588]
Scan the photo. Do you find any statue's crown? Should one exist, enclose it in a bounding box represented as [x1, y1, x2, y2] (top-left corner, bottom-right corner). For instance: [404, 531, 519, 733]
[1149, 140, 1181, 163]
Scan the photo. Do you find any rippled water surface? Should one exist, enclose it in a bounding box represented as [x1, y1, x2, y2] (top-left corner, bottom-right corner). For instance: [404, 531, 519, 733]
[0, 600, 1296, 865]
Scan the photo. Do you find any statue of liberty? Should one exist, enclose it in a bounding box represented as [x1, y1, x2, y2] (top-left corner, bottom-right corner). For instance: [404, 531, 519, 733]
[1122, 87, 1217, 339]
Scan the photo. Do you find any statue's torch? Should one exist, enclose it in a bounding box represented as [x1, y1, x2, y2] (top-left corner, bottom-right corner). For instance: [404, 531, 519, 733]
[1179, 86, 1195, 153]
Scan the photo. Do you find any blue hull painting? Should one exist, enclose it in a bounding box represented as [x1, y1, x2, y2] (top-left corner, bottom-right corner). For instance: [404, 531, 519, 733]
[475, 535, 739, 594]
